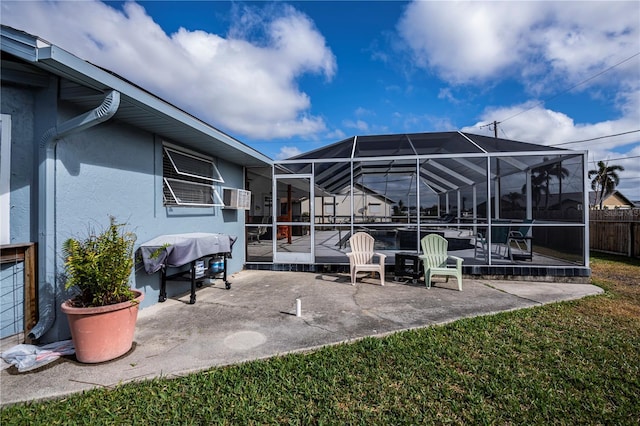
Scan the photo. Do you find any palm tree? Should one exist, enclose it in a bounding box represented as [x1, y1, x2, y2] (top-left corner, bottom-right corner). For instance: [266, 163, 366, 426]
[528, 161, 552, 209]
[504, 192, 523, 210]
[588, 161, 625, 209]
[550, 161, 569, 209]
[528, 159, 570, 210]
[393, 199, 405, 219]
[522, 173, 547, 211]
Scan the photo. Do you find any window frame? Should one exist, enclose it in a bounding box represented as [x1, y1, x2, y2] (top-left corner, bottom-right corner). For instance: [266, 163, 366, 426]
[162, 143, 225, 207]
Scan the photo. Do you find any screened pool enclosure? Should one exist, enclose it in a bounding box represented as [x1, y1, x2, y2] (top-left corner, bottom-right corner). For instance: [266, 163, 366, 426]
[245, 132, 590, 280]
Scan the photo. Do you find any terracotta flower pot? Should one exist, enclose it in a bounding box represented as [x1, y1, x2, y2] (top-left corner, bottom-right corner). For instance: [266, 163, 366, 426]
[61, 290, 144, 363]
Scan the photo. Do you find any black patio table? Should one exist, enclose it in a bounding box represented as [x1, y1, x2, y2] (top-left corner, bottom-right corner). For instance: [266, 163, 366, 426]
[393, 252, 424, 284]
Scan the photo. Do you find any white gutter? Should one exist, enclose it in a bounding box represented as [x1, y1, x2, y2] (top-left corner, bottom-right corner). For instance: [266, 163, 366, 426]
[29, 90, 120, 340]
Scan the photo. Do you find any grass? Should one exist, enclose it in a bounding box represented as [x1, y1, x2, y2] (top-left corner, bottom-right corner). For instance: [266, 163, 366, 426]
[2, 253, 639, 424]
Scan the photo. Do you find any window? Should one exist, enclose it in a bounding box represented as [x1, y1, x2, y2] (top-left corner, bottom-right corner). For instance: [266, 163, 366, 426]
[163, 145, 224, 207]
[324, 202, 335, 215]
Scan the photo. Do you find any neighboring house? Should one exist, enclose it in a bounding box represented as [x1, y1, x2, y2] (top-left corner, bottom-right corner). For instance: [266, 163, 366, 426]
[1, 26, 271, 343]
[245, 173, 395, 224]
[589, 190, 636, 209]
[315, 184, 395, 224]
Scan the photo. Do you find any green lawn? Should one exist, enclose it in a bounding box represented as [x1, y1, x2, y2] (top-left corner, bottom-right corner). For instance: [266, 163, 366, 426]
[2, 253, 639, 425]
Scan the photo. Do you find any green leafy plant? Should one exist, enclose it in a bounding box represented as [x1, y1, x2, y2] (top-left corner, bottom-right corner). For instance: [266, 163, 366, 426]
[62, 216, 137, 307]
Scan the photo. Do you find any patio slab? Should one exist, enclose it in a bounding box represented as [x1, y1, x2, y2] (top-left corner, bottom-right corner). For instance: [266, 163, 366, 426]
[0, 270, 602, 406]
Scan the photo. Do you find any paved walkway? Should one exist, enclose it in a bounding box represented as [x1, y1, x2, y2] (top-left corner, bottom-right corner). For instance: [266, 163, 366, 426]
[1, 270, 602, 406]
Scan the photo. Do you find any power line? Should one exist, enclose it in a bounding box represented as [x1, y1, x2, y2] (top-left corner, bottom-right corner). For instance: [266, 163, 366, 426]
[478, 52, 640, 140]
[590, 155, 640, 162]
[498, 127, 510, 140]
[551, 129, 640, 146]
[497, 51, 640, 124]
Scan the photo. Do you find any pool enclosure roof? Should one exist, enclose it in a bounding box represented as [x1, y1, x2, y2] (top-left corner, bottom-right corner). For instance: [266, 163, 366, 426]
[282, 131, 578, 197]
[292, 131, 563, 160]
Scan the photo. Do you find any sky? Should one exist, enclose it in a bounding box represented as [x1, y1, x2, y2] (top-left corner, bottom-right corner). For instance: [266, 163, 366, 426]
[2, 1, 640, 200]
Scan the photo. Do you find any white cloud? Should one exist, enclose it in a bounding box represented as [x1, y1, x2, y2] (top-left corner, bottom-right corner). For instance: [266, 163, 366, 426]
[1, 0, 336, 140]
[398, 1, 538, 83]
[275, 145, 302, 160]
[463, 102, 638, 148]
[437, 88, 459, 104]
[354, 107, 374, 117]
[397, 1, 639, 90]
[343, 119, 370, 133]
[397, 0, 639, 199]
[325, 128, 347, 141]
[462, 102, 640, 199]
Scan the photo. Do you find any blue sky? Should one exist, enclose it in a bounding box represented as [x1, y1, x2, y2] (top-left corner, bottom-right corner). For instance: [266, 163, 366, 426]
[2, 1, 640, 199]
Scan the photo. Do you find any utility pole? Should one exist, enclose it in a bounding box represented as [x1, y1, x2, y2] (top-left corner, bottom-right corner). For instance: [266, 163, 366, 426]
[494, 120, 498, 138]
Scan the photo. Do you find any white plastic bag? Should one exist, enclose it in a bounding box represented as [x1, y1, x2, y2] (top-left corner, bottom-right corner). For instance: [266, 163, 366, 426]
[1, 340, 75, 372]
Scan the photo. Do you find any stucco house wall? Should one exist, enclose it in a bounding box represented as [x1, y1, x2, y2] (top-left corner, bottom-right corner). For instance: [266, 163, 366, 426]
[3, 85, 37, 245]
[2, 83, 247, 343]
[1, 25, 270, 343]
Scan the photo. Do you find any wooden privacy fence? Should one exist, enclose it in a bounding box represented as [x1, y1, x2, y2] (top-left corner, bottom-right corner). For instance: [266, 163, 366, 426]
[589, 209, 640, 258]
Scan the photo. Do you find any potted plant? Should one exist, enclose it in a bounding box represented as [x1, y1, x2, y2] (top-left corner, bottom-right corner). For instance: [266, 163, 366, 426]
[61, 216, 144, 363]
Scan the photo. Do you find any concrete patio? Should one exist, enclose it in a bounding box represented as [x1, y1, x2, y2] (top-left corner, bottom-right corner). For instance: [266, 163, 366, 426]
[1, 269, 602, 406]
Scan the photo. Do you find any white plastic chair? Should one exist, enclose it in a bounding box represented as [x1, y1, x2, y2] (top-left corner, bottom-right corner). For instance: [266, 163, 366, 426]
[419, 234, 463, 291]
[346, 232, 386, 286]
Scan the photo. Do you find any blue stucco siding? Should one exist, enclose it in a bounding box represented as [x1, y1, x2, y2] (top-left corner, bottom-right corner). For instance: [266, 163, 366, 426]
[2, 85, 35, 244]
[2, 59, 253, 343]
[0, 99, 248, 343]
[53, 109, 246, 316]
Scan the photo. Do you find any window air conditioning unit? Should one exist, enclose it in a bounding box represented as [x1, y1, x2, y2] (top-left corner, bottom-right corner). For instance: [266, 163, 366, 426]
[223, 188, 251, 210]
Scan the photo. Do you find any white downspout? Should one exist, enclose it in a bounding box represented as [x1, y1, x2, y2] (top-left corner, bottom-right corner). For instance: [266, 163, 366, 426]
[29, 90, 120, 340]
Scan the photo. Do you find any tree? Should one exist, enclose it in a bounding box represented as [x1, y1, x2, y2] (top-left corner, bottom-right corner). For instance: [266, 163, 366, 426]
[524, 159, 570, 210]
[522, 172, 548, 211]
[504, 191, 523, 210]
[588, 161, 624, 209]
[550, 161, 569, 208]
[537, 163, 554, 209]
[531, 159, 569, 209]
[392, 199, 406, 218]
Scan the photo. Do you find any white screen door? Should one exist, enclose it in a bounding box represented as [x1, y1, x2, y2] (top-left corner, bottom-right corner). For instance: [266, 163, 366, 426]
[273, 174, 314, 263]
